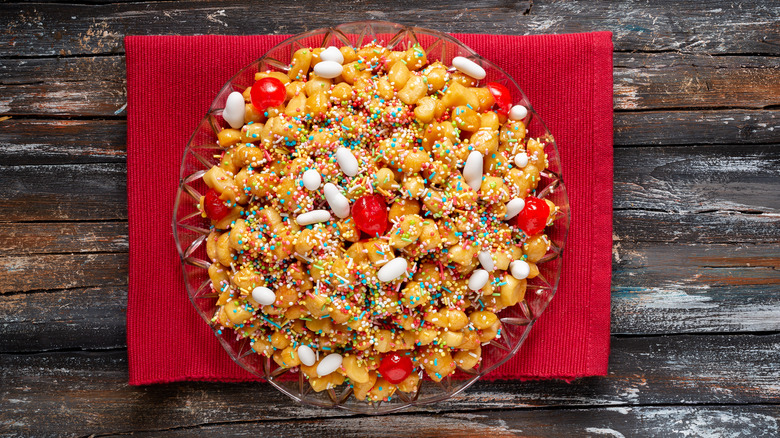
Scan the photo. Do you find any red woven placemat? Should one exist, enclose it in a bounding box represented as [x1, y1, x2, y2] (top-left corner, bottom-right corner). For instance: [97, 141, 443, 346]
[126, 31, 613, 384]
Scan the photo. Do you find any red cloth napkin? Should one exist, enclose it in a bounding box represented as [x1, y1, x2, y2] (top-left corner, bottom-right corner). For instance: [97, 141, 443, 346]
[126, 31, 613, 385]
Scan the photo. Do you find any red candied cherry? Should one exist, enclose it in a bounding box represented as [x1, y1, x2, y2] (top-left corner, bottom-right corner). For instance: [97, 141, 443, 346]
[378, 352, 414, 384]
[516, 196, 550, 236]
[486, 82, 512, 116]
[352, 194, 388, 237]
[250, 77, 286, 111]
[203, 188, 231, 221]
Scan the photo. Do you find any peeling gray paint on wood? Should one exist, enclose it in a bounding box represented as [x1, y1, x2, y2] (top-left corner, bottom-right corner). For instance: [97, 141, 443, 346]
[0, 253, 128, 293]
[614, 145, 780, 215]
[0, 163, 127, 222]
[612, 241, 780, 334]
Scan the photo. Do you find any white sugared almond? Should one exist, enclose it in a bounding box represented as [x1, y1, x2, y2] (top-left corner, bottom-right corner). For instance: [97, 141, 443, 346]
[313, 60, 343, 79]
[510, 260, 531, 280]
[295, 210, 331, 226]
[297, 345, 316, 367]
[223, 91, 246, 129]
[468, 269, 490, 291]
[509, 104, 528, 121]
[316, 353, 343, 376]
[463, 151, 483, 191]
[302, 169, 322, 190]
[478, 251, 495, 272]
[251, 287, 276, 306]
[319, 46, 344, 64]
[452, 56, 486, 80]
[323, 183, 350, 218]
[336, 147, 359, 177]
[504, 198, 526, 220]
[377, 257, 408, 282]
[514, 152, 529, 168]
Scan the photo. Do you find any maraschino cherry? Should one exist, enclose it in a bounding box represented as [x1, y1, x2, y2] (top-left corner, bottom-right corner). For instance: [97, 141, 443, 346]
[351, 194, 388, 237]
[250, 77, 286, 111]
[377, 351, 413, 384]
[203, 188, 231, 221]
[516, 196, 550, 236]
[486, 82, 512, 116]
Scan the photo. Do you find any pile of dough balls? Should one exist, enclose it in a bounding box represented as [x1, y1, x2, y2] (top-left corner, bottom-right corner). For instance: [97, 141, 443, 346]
[200, 41, 558, 403]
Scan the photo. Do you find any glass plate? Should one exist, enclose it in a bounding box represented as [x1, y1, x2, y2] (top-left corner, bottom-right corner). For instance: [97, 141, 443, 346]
[173, 20, 570, 414]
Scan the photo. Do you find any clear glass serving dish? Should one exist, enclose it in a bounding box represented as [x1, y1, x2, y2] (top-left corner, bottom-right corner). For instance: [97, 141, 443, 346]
[173, 20, 570, 414]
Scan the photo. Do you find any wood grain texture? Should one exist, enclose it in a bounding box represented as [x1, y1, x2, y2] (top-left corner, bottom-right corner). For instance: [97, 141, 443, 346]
[613, 53, 780, 111]
[0, 222, 127, 254]
[612, 241, 780, 334]
[0, 119, 127, 165]
[614, 110, 780, 146]
[0, 286, 127, 353]
[0, 56, 126, 117]
[98, 406, 780, 438]
[1, 0, 778, 57]
[0, 163, 127, 222]
[2, 52, 779, 116]
[614, 210, 780, 245]
[1, 334, 778, 436]
[1, 240, 778, 352]
[614, 145, 780, 215]
[0, 253, 127, 293]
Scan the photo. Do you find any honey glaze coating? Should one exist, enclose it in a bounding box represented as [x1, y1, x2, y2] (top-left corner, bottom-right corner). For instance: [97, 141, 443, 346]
[198, 42, 559, 402]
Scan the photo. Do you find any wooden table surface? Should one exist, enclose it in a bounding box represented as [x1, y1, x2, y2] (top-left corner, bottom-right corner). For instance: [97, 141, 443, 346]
[1, 1, 779, 437]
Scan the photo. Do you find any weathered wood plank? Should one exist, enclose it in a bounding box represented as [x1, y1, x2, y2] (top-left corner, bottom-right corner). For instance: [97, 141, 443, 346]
[614, 209, 780, 244]
[614, 145, 780, 215]
[2, 52, 778, 116]
[1, 241, 776, 352]
[0, 55, 126, 117]
[0, 334, 777, 436]
[0, 119, 127, 165]
[612, 241, 780, 334]
[102, 406, 780, 438]
[614, 110, 780, 146]
[1, 0, 777, 58]
[0, 222, 127, 254]
[0, 286, 127, 352]
[0, 253, 127, 293]
[0, 235, 780, 352]
[0, 163, 127, 222]
[0, 52, 125, 85]
[613, 53, 780, 111]
[4, 145, 777, 241]
[0, 112, 776, 168]
[612, 144, 780, 246]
